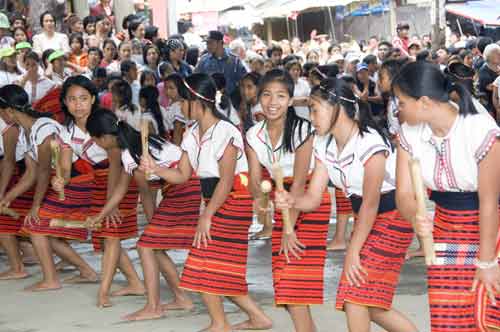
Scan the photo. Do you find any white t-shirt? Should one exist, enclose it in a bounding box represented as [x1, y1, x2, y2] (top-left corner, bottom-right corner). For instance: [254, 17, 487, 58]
[32, 32, 70, 55]
[399, 111, 500, 192]
[246, 120, 314, 178]
[122, 141, 182, 181]
[0, 70, 21, 87]
[115, 106, 142, 132]
[0, 118, 25, 161]
[294, 78, 311, 120]
[60, 124, 108, 164]
[24, 77, 56, 103]
[314, 128, 396, 197]
[181, 120, 248, 178]
[22, 118, 65, 162]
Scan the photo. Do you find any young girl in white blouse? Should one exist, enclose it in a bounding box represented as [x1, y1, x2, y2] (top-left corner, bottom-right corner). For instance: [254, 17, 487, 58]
[393, 61, 500, 332]
[275, 76, 417, 332]
[85, 109, 201, 321]
[246, 69, 331, 332]
[140, 73, 272, 332]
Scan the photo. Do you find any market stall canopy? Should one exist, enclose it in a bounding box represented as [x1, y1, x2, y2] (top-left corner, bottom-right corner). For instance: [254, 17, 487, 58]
[445, 0, 500, 27]
[256, 0, 357, 18]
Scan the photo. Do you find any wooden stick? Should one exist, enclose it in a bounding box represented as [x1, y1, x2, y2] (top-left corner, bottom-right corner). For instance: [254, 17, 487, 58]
[408, 158, 436, 266]
[140, 118, 150, 178]
[50, 139, 65, 201]
[271, 162, 292, 235]
[49, 218, 101, 229]
[259, 180, 273, 225]
[0, 207, 20, 220]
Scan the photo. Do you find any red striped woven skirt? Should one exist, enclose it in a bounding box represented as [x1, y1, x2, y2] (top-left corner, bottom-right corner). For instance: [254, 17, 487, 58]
[24, 170, 94, 241]
[272, 186, 331, 305]
[336, 210, 414, 310]
[426, 191, 500, 332]
[335, 187, 353, 216]
[137, 177, 201, 250]
[179, 174, 253, 296]
[0, 164, 34, 235]
[91, 168, 139, 251]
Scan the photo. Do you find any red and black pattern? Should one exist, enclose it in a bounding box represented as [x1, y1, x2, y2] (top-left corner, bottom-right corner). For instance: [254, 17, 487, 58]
[335, 187, 353, 216]
[336, 210, 414, 311]
[24, 168, 94, 241]
[426, 199, 500, 332]
[272, 179, 332, 305]
[179, 174, 253, 296]
[90, 168, 139, 251]
[138, 177, 201, 250]
[0, 165, 34, 235]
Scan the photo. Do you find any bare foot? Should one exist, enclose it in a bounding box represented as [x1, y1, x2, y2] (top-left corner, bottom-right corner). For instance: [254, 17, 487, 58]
[122, 306, 165, 321]
[161, 297, 194, 311]
[22, 256, 39, 265]
[24, 281, 62, 292]
[405, 248, 424, 260]
[197, 324, 232, 332]
[97, 294, 113, 308]
[55, 260, 76, 272]
[232, 318, 273, 331]
[251, 229, 272, 240]
[111, 284, 146, 297]
[0, 269, 30, 280]
[63, 271, 99, 284]
[326, 239, 347, 251]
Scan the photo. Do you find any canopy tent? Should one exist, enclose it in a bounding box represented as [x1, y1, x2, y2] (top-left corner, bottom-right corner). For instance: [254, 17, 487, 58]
[445, 0, 500, 27]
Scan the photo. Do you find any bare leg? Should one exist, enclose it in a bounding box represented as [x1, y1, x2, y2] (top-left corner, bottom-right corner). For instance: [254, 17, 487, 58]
[344, 302, 371, 332]
[122, 246, 164, 321]
[254, 213, 272, 239]
[24, 234, 61, 291]
[49, 238, 98, 283]
[230, 295, 273, 330]
[327, 214, 350, 251]
[97, 237, 121, 308]
[405, 244, 424, 260]
[156, 250, 193, 310]
[19, 240, 39, 265]
[0, 235, 28, 280]
[285, 305, 315, 332]
[369, 307, 418, 332]
[110, 248, 145, 296]
[199, 293, 232, 332]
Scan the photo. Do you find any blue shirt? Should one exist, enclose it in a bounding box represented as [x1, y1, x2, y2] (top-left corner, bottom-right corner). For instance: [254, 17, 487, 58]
[194, 48, 247, 94]
[175, 61, 193, 79]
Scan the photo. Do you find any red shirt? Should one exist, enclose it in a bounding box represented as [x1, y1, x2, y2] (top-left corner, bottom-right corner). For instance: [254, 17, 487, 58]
[100, 92, 113, 110]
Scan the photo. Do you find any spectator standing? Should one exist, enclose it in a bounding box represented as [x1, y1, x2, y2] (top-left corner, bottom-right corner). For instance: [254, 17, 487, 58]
[392, 23, 410, 56]
[194, 30, 247, 94]
[32, 12, 70, 56]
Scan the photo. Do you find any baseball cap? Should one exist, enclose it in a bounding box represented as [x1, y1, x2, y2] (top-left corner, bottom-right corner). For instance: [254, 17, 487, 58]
[0, 47, 15, 59]
[356, 63, 369, 72]
[0, 13, 10, 29]
[207, 30, 224, 42]
[48, 50, 65, 63]
[15, 42, 32, 50]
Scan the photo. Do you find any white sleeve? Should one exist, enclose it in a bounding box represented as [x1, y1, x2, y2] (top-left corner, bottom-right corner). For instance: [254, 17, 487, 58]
[358, 131, 390, 165]
[61, 34, 71, 54]
[33, 121, 62, 148]
[313, 135, 328, 164]
[469, 114, 500, 163]
[32, 34, 43, 55]
[493, 76, 500, 88]
[214, 122, 245, 161]
[293, 120, 313, 151]
[121, 149, 138, 175]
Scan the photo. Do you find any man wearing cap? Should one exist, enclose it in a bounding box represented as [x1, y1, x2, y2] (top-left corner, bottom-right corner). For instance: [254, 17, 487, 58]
[45, 50, 70, 85]
[0, 12, 14, 48]
[195, 30, 247, 94]
[0, 47, 22, 87]
[392, 23, 410, 56]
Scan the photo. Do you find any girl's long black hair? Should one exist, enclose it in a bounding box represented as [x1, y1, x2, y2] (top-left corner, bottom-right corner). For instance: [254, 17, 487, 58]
[210, 73, 231, 117]
[240, 72, 262, 133]
[311, 76, 392, 150]
[391, 61, 477, 116]
[60, 75, 100, 127]
[178, 73, 232, 124]
[111, 79, 137, 113]
[139, 86, 166, 137]
[86, 108, 164, 164]
[0, 84, 51, 119]
[259, 69, 312, 153]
